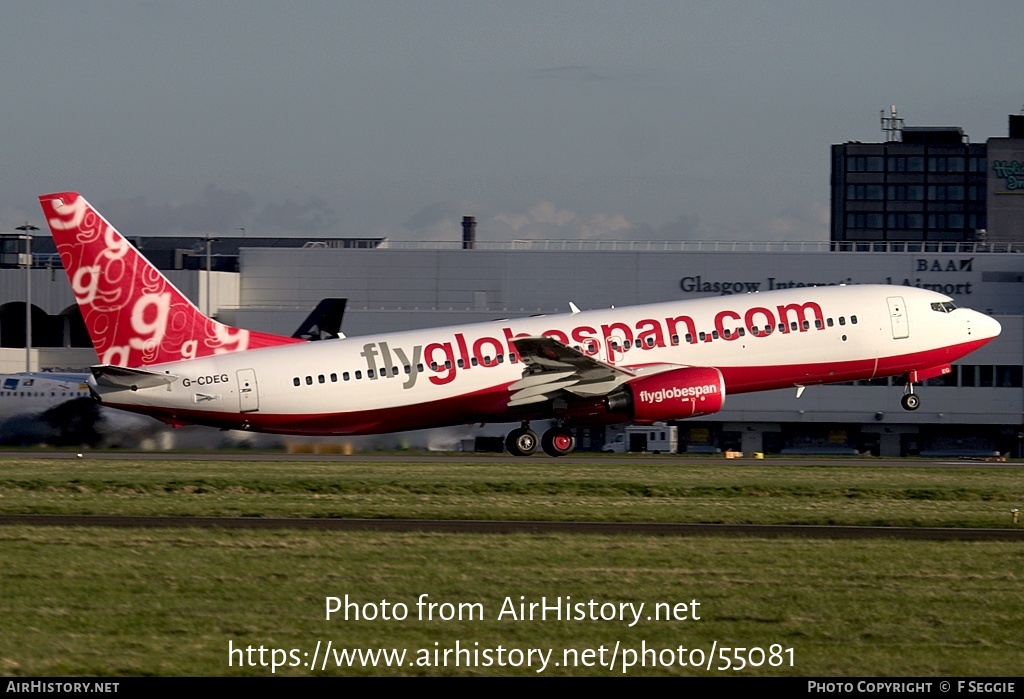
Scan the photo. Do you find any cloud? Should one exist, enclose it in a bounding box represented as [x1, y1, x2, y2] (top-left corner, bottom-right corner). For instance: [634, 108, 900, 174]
[628, 203, 828, 243]
[97, 185, 255, 236]
[762, 202, 829, 241]
[661, 214, 702, 238]
[493, 202, 632, 240]
[91, 185, 344, 237]
[256, 197, 340, 235]
[384, 198, 826, 247]
[404, 201, 463, 230]
[79, 187, 827, 245]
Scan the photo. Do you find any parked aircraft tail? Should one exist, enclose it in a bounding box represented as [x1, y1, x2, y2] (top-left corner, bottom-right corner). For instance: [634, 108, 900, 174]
[291, 298, 347, 341]
[39, 191, 303, 368]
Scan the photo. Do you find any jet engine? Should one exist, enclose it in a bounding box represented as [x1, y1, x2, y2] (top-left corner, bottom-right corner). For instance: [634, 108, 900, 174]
[605, 366, 726, 422]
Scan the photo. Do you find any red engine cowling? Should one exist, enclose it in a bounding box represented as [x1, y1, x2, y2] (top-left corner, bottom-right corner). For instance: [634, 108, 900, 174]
[605, 367, 726, 423]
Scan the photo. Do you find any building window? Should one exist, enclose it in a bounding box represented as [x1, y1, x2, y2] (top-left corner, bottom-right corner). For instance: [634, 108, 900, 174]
[997, 366, 1023, 388]
[846, 156, 884, 172]
[847, 185, 884, 200]
[887, 185, 924, 201]
[928, 214, 965, 230]
[846, 213, 885, 229]
[887, 213, 924, 229]
[928, 185, 965, 201]
[929, 156, 965, 172]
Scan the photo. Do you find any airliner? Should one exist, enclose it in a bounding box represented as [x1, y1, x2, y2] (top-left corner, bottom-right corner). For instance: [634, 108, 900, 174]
[0, 373, 91, 419]
[38, 191, 1002, 456]
[0, 373, 96, 445]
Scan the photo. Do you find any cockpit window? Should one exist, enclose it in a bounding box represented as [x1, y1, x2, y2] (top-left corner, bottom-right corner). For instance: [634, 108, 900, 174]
[930, 301, 958, 313]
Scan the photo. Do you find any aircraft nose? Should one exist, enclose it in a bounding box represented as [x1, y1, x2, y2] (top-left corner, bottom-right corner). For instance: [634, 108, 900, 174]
[972, 311, 1001, 340]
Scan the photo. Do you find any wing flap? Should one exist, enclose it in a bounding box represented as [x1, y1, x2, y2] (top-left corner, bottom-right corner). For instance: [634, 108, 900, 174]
[509, 378, 580, 404]
[508, 370, 577, 391]
[509, 336, 636, 405]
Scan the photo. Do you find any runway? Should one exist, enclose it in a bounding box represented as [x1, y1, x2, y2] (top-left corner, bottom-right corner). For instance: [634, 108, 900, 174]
[1, 514, 1021, 541]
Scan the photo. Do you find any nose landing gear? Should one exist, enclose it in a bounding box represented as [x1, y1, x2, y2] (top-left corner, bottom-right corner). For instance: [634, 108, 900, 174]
[901, 381, 920, 411]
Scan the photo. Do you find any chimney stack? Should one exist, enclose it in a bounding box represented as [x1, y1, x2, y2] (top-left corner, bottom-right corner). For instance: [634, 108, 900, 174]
[461, 216, 476, 250]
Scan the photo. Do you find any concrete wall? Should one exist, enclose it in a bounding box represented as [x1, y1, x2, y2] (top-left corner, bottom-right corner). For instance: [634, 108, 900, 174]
[237, 246, 1024, 318]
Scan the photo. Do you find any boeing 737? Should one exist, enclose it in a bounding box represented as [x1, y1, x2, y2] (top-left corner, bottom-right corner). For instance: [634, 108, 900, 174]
[38, 191, 1002, 456]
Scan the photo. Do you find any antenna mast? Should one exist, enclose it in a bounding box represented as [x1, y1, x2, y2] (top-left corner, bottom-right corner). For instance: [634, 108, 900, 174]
[880, 105, 904, 142]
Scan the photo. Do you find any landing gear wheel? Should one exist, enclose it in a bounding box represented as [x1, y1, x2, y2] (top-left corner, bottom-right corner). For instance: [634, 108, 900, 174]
[901, 393, 920, 411]
[541, 427, 576, 457]
[505, 427, 539, 456]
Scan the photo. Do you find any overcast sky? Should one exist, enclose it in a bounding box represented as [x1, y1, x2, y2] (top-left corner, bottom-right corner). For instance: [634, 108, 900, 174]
[2, 1, 1021, 244]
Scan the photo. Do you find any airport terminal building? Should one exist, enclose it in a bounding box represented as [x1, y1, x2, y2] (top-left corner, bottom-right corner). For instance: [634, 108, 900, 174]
[220, 240, 1023, 457]
[3, 114, 1024, 456]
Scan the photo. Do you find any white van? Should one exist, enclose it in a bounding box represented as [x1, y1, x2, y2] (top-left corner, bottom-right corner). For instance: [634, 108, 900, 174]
[602, 424, 678, 454]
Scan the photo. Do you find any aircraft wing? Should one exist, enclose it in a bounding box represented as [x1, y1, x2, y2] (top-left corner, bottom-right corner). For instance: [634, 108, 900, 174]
[508, 336, 636, 407]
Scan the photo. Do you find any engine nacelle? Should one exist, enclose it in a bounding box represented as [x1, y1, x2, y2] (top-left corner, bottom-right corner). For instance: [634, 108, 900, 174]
[605, 366, 726, 423]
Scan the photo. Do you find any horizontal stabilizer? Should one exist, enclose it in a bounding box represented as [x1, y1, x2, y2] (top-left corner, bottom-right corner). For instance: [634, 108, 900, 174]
[90, 365, 179, 390]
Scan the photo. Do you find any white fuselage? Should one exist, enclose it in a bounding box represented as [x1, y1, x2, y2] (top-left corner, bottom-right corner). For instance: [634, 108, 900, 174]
[90, 284, 1000, 435]
[0, 373, 92, 421]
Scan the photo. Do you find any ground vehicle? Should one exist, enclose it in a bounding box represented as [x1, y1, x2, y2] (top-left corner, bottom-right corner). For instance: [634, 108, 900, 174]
[602, 424, 678, 454]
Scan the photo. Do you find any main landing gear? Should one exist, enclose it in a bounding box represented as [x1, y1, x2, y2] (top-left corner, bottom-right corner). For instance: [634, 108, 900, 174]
[505, 422, 577, 457]
[901, 381, 921, 411]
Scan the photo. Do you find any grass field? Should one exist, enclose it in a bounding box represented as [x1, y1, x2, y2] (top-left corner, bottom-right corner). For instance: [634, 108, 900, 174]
[0, 453, 1022, 676]
[1, 455, 1022, 527]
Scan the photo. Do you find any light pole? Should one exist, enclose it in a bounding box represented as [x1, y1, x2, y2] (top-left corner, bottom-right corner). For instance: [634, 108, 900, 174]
[16, 223, 39, 373]
[205, 234, 220, 317]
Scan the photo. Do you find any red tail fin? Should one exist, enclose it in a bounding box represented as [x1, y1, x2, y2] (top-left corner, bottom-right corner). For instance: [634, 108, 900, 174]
[39, 191, 303, 368]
